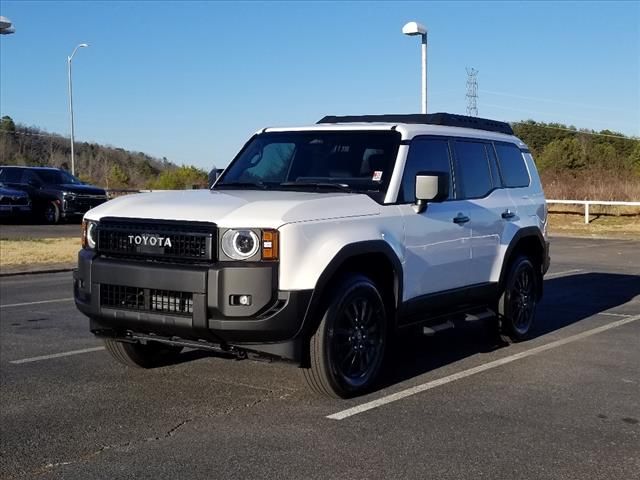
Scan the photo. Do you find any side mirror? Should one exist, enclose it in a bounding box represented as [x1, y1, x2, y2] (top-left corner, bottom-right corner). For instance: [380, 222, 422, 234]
[208, 168, 222, 189]
[414, 171, 449, 213]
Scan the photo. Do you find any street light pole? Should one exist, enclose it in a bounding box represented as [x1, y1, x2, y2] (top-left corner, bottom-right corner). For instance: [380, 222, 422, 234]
[402, 22, 428, 114]
[421, 33, 427, 114]
[67, 43, 88, 176]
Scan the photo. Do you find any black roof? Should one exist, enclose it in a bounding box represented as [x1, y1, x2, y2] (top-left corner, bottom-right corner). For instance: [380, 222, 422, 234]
[317, 112, 514, 136]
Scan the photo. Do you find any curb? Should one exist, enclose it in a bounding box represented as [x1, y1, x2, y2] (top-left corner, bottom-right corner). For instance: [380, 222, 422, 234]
[0, 265, 75, 278]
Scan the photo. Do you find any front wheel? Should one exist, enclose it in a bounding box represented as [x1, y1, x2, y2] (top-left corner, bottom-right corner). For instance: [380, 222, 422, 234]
[302, 274, 388, 398]
[497, 256, 539, 343]
[43, 201, 60, 224]
[103, 338, 183, 368]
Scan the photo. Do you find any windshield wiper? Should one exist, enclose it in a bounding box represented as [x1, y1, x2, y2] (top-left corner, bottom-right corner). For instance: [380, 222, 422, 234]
[279, 182, 352, 192]
[215, 181, 268, 190]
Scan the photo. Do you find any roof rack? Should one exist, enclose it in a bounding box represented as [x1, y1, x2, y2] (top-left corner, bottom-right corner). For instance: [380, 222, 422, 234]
[317, 112, 514, 136]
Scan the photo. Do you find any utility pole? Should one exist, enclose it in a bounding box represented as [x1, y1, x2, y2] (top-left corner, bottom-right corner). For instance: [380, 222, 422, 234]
[466, 67, 478, 117]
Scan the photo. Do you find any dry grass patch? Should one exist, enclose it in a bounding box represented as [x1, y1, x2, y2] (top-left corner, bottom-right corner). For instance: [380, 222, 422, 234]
[0, 237, 80, 266]
[548, 213, 640, 239]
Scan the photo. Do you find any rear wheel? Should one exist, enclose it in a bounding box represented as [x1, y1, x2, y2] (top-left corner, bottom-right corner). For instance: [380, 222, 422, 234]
[498, 256, 539, 343]
[302, 274, 387, 398]
[103, 338, 183, 368]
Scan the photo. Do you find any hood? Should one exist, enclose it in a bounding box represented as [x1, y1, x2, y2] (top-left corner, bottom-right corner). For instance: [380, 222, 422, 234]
[0, 186, 28, 197]
[53, 183, 107, 196]
[85, 189, 380, 228]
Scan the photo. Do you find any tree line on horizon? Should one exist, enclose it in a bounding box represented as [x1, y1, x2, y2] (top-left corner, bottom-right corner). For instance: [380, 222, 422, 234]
[511, 120, 639, 175]
[1, 115, 638, 199]
[0, 116, 208, 190]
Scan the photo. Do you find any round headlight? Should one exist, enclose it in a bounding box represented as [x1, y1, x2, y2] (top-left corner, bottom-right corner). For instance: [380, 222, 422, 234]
[86, 221, 98, 249]
[221, 229, 259, 260]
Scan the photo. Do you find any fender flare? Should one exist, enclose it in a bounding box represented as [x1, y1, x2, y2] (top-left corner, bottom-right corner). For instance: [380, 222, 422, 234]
[498, 226, 547, 292]
[297, 240, 404, 337]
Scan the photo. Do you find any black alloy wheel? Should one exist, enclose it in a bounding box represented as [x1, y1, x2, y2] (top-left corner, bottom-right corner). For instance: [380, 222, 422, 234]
[303, 274, 387, 398]
[498, 255, 539, 343]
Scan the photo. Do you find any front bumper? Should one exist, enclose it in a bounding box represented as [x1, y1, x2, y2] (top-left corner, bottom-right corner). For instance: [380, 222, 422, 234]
[0, 204, 31, 216]
[74, 249, 312, 361]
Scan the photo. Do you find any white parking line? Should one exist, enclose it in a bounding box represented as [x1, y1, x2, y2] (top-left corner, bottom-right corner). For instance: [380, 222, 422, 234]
[9, 347, 105, 364]
[327, 314, 640, 421]
[545, 269, 583, 279]
[0, 298, 74, 309]
[598, 312, 633, 318]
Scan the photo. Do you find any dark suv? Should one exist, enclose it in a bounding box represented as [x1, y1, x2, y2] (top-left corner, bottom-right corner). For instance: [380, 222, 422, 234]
[0, 166, 108, 223]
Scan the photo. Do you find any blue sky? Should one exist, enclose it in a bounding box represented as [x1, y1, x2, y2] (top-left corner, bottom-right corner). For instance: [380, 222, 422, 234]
[1, 1, 638, 169]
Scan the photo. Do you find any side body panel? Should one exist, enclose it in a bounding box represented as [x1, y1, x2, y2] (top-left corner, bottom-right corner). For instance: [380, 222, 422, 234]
[398, 202, 472, 299]
[489, 152, 548, 283]
[277, 206, 405, 292]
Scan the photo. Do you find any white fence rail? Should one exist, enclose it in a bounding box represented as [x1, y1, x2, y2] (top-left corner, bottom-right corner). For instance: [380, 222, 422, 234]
[546, 199, 640, 224]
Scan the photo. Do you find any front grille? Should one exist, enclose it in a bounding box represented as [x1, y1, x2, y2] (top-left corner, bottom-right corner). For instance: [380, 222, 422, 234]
[100, 284, 193, 316]
[66, 196, 106, 212]
[97, 218, 216, 263]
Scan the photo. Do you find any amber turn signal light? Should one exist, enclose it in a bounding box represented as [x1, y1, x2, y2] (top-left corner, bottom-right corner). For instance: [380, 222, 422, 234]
[261, 230, 279, 261]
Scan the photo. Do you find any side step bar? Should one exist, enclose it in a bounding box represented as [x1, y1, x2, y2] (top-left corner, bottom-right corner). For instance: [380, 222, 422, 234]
[422, 308, 495, 336]
[423, 321, 455, 336]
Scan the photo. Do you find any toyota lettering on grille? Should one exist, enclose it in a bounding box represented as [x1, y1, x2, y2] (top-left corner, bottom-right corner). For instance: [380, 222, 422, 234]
[127, 234, 173, 248]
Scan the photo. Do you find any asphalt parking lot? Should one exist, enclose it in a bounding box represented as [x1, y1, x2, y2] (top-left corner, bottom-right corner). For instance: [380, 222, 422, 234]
[1, 236, 638, 480]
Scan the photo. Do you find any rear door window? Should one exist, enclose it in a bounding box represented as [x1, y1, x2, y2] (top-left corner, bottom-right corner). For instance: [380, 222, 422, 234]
[21, 170, 42, 185]
[400, 138, 452, 203]
[494, 143, 530, 188]
[452, 140, 493, 199]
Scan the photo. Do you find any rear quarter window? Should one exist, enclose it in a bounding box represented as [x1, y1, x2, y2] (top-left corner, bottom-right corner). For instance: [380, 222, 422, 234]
[494, 143, 530, 188]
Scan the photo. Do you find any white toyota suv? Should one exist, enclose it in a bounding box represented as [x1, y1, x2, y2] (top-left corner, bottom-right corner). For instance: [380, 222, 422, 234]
[74, 113, 550, 398]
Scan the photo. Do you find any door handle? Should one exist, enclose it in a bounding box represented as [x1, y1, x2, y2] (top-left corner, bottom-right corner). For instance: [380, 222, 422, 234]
[502, 209, 516, 220]
[453, 214, 470, 224]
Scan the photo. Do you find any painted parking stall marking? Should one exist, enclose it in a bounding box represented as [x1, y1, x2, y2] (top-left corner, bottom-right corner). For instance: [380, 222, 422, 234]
[0, 297, 74, 309]
[544, 269, 583, 279]
[327, 314, 640, 421]
[10, 347, 105, 364]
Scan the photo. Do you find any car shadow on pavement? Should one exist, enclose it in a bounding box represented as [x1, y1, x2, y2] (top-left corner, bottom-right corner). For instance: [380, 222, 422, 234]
[378, 272, 640, 391]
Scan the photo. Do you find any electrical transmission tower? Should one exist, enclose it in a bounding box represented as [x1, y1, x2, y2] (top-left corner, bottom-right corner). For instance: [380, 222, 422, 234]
[466, 67, 479, 117]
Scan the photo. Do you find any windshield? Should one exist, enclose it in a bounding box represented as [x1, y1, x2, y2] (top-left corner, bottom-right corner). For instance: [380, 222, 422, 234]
[36, 170, 82, 185]
[216, 131, 401, 198]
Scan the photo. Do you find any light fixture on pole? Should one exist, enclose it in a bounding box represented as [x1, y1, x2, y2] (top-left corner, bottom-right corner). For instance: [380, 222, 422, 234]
[402, 21, 427, 114]
[67, 43, 89, 176]
[0, 15, 15, 34]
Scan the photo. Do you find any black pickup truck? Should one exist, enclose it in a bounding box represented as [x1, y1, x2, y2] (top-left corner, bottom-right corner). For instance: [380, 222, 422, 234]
[0, 166, 108, 223]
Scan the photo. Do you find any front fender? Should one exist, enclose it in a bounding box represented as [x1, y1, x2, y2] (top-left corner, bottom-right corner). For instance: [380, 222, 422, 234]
[278, 214, 404, 292]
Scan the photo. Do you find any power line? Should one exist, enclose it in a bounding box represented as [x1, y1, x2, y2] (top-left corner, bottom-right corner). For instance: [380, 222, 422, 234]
[465, 67, 479, 117]
[509, 121, 639, 140]
[480, 89, 631, 113]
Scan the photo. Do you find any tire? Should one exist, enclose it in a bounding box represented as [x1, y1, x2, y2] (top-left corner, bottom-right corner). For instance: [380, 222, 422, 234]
[43, 201, 60, 224]
[302, 274, 388, 398]
[103, 338, 183, 369]
[497, 255, 539, 343]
